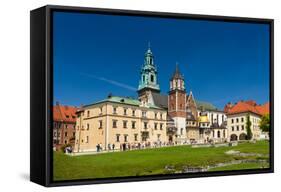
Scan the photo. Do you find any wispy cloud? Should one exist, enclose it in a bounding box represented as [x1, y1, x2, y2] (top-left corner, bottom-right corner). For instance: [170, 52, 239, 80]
[80, 73, 137, 91]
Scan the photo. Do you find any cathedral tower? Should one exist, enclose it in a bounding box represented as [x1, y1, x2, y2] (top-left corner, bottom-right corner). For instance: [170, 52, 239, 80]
[138, 44, 160, 106]
[168, 64, 187, 142]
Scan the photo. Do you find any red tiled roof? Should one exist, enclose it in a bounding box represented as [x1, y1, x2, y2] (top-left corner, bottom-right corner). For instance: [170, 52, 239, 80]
[52, 104, 78, 123]
[256, 102, 270, 116]
[227, 100, 269, 116]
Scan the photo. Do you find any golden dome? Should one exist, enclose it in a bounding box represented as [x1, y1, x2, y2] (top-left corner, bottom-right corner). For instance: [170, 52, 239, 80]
[198, 115, 209, 123]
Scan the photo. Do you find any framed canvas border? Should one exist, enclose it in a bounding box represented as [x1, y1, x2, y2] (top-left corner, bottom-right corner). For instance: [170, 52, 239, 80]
[30, 5, 274, 187]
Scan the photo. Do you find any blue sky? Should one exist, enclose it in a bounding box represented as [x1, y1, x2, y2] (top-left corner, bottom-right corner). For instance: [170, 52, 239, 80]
[53, 11, 270, 109]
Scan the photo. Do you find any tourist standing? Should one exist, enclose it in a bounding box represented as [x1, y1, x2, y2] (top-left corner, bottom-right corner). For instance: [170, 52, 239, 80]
[112, 144, 115, 151]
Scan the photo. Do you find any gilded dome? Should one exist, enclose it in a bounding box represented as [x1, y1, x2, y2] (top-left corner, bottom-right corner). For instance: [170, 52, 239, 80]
[198, 115, 209, 123]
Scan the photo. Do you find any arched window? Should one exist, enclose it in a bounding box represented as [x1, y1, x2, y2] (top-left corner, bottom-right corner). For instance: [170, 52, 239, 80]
[150, 75, 154, 82]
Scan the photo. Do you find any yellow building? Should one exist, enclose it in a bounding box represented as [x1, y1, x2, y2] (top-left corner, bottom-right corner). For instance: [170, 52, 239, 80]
[74, 95, 167, 152]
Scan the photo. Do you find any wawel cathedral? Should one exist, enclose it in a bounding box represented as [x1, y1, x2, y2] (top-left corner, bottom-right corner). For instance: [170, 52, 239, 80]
[61, 45, 231, 152]
[136, 46, 228, 145]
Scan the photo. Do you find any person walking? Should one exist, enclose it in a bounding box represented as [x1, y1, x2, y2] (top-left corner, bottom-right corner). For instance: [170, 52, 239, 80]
[112, 143, 115, 151]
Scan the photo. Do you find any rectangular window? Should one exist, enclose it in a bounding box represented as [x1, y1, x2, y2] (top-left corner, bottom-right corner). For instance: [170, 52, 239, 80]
[87, 123, 89, 130]
[113, 120, 117, 128]
[231, 119, 234, 124]
[65, 125, 68, 129]
[160, 123, 163, 130]
[241, 125, 244, 130]
[154, 123, 158, 130]
[113, 107, 117, 114]
[241, 117, 244, 122]
[99, 120, 102, 129]
[236, 126, 239, 131]
[134, 134, 138, 141]
[86, 136, 89, 143]
[144, 122, 148, 129]
[232, 126, 234, 131]
[124, 134, 128, 142]
[73, 132, 75, 137]
[132, 110, 135, 116]
[87, 110, 90, 117]
[123, 120, 127, 128]
[124, 108, 127, 115]
[142, 111, 146, 117]
[160, 113, 163, 119]
[155, 113, 157, 119]
[116, 134, 120, 142]
[132, 121, 136, 129]
[236, 118, 239, 123]
[65, 132, 67, 137]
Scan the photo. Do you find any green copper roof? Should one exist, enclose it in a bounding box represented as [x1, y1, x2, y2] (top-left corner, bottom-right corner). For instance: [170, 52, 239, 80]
[195, 100, 219, 111]
[85, 96, 163, 110]
[106, 96, 140, 106]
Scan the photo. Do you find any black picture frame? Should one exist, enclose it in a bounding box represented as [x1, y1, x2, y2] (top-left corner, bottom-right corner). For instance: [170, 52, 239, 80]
[30, 5, 274, 187]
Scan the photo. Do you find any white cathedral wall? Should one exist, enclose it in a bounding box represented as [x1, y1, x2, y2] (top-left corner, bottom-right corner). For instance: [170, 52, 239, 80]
[173, 117, 187, 140]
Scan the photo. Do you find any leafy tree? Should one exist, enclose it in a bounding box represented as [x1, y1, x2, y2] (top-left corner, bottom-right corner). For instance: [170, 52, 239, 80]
[259, 114, 270, 133]
[246, 114, 252, 140]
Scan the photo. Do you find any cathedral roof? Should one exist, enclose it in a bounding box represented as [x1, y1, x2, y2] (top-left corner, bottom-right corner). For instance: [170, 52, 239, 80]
[151, 92, 168, 109]
[195, 100, 219, 111]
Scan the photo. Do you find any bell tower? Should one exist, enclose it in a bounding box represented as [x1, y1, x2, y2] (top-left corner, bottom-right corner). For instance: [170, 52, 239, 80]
[138, 44, 160, 106]
[168, 64, 187, 143]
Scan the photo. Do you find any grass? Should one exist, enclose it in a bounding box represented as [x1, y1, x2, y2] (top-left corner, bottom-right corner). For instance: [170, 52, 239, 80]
[53, 140, 270, 181]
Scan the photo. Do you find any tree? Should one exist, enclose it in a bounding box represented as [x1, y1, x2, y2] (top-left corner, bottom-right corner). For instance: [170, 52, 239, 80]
[259, 114, 270, 133]
[246, 114, 252, 140]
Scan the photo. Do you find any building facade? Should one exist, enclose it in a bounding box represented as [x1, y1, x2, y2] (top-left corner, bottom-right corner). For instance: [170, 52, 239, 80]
[70, 46, 269, 153]
[225, 100, 269, 141]
[53, 103, 77, 150]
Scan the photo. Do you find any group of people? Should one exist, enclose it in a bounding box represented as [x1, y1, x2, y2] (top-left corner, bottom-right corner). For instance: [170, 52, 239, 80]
[95, 141, 180, 153]
[64, 146, 73, 154]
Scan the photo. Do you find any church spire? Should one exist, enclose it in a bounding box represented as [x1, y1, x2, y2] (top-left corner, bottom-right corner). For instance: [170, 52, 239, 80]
[170, 63, 185, 91]
[172, 62, 183, 80]
[144, 42, 154, 66]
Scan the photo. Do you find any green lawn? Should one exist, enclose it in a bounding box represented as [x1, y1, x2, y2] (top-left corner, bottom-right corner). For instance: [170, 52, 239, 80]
[53, 140, 270, 181]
